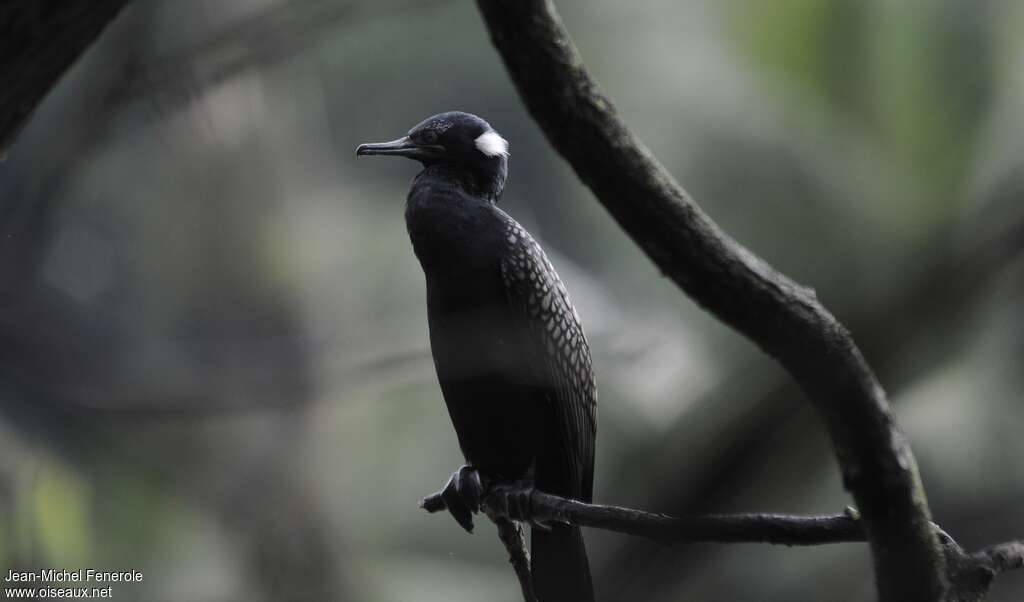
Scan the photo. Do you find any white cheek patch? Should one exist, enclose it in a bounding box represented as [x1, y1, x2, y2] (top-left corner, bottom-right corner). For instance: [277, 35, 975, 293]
[474, 130, 509, 157]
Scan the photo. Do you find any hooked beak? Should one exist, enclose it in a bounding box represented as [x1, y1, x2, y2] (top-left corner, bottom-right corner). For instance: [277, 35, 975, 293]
[355, 136, 444, 160]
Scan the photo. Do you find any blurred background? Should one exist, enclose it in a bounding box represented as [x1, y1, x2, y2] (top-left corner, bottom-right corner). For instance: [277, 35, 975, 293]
[1, 0, 1022, 600]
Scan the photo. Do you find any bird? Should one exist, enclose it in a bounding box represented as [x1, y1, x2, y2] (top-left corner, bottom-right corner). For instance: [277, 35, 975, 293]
[357, 111, 597, 602]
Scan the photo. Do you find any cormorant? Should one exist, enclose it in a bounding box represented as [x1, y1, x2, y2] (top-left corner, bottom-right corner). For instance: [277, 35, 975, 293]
[357, 111, 597, 602]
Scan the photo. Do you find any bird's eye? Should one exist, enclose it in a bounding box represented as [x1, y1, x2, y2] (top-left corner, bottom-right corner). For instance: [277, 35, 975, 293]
[421, 130, 438, 144]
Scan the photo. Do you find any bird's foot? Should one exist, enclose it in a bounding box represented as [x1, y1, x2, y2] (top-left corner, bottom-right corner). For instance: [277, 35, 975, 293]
[421, 469, 553, 532]
[437, 465, 486, 533]
[488, 479, 553, 531]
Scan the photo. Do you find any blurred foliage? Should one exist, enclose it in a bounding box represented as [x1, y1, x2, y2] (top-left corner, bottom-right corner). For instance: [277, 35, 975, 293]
[1, 0, 1022, 600]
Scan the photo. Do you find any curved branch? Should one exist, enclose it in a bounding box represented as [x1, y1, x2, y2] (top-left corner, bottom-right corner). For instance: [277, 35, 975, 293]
[474, 1, 944, 599]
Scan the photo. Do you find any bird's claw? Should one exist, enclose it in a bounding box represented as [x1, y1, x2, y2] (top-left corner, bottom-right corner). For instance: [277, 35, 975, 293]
[489, 479, 553, 531]
[432, 469, 553, 532]
[440, 465, 485, 533]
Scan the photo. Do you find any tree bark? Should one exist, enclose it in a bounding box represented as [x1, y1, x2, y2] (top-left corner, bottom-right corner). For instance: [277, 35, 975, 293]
[0, 1, 130, 156]
[424, 488, 865, 546]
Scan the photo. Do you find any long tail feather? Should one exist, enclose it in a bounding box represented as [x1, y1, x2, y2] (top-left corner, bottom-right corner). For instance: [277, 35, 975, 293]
[531, 524, 594, 602]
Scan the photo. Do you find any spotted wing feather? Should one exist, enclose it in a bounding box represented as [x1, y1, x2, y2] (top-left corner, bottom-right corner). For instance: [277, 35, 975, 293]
[497, 215, 597, 502]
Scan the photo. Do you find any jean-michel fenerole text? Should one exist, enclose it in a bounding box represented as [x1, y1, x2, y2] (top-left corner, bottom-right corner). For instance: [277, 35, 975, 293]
[5, 569, 143, 583]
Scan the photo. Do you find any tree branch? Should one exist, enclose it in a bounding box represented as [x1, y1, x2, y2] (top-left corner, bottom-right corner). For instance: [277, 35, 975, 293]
[423, 486, 1024, 602]
[422, 487, 864, 547]
[0, 1, 130, 156]
[598, 190, 1024, 596]
[490, 516, 537, 602]
[943, 535, 1024, 602]
[474, 1, 945, 599]
[976, 541, 1024, 576]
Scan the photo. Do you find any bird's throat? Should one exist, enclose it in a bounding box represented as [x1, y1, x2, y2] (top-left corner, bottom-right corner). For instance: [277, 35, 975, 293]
[417, 162, 506, 203]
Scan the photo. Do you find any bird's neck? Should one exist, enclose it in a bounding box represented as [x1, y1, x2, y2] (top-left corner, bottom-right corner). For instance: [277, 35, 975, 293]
[417, 162, 505, 202]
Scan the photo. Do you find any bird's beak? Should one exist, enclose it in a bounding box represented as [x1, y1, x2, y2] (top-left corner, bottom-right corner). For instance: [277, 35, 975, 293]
[356, 136, 444, 160]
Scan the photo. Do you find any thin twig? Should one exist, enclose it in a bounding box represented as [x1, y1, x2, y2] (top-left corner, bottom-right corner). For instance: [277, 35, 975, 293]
[490, 516, 537, 602]
[977, 540, 1024, 576]
[423, 486, 864, 547]
[424, 485, 1024, 602]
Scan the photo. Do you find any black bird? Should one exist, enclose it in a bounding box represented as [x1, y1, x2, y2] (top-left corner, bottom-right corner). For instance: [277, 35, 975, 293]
[357, 112, 597, 602]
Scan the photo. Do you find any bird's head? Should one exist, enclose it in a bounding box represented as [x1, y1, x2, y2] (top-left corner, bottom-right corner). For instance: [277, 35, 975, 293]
[357, 111, 509, 199]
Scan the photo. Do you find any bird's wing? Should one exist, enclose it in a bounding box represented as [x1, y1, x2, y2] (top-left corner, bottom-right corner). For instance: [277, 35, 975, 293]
[497, 215, 597, 502]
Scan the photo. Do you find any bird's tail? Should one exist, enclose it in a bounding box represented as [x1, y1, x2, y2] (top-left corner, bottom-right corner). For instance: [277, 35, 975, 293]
[531, 523, 594, 602]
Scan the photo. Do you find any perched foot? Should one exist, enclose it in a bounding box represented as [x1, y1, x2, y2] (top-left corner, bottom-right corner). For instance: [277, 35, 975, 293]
[420, 470, 555, 532]
[436, 465, 485, 533]
[488, 479, 552, 531]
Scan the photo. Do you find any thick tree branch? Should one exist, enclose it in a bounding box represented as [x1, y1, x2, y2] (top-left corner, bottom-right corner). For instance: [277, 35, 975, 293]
[600, 190, 1024, 596]
[0, 1, 130, 156]
[475, 1, 945, 599]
